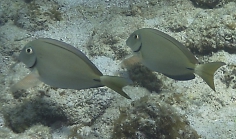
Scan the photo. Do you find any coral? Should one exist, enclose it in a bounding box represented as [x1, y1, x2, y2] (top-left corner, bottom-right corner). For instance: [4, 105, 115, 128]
[1, 0, 236, 138]
[0, 124, 52, 139]
[99, 31, 129, 59]
[101, 33, 119, 45]
[51, 125, 84, 139]
[190, 0, 230, 8]
[165, 12, 189, 32]
[86, 23, 132, 59]
[44, 7, 63, 21]
[185, 2, 236, 55]
[13, 0, 63, 31]
[24, 0, 34, 3]
[110, 45, 129, 60]
[112, 95, 200, 139]
[0, 13, 8, 26]
[221, 65, 236, 89]
[122, 4, 142, 17]
[2, 84, 115, 134]
[226, 22, 236, 30]
[2, 97, 67, 133]
[13, 2, 45, 31]
[21, 124, 52, 139]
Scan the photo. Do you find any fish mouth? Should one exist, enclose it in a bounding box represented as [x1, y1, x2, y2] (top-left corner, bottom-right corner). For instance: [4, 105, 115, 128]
[133, 43, 142, 52]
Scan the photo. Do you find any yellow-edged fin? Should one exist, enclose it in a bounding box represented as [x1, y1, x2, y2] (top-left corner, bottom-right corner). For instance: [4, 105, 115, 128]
[10, 69, 41, 92]
[100, 75, 133, 99]
[194, 62, 225, 91]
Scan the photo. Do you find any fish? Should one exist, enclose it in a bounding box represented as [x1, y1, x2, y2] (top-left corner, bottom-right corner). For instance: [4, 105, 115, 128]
[11, 38, 132, 99]
[123, 28, 225, 91]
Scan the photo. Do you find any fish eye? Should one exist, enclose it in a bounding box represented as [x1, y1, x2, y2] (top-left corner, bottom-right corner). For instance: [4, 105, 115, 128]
[134, 34, 139, 39]
[25, 47, 33, 54]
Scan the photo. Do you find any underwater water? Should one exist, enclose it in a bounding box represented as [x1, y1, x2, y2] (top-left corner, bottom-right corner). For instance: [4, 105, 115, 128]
[0, 0, 236, 138]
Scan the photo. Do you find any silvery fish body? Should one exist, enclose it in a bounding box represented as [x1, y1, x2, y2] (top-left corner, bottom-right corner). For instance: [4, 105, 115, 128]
[12, 38, 132, 99]
[125, 28, 225, 91]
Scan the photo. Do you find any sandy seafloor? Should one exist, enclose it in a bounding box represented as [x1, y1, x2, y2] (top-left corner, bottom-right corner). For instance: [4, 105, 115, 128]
[0, 0, 236, 139]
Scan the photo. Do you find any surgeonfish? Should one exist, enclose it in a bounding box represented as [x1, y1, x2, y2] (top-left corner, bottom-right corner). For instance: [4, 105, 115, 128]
[123, 28, 225, 91]
[11, 38, 132, 99]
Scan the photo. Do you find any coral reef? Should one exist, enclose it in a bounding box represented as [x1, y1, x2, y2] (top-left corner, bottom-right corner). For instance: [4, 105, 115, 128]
[221, 65, 236, 89]
[0, 12, 7, 26]
[190, 0, 231, 8]
[0, 0, 63, 32]
[112, 95, 200, 139]
[2, 96, 67, 133]
[185, 2, 236, 55]
[13, 1, 63, 31]
[0, 124, 52, 139]
[0, 0, 236, 138]
[24, 0, 34, 4]
[2, 86, 115, 133]
[86, 18, 137, 59]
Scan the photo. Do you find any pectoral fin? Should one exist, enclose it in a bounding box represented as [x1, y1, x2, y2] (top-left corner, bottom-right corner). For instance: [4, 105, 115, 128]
[121, 54, 142, 69]
[10, 69, 41, 93]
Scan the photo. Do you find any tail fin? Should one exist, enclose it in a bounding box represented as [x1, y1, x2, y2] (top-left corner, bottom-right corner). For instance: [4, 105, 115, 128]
[194, 62, 225, 91]
[100, 75, 133, 99]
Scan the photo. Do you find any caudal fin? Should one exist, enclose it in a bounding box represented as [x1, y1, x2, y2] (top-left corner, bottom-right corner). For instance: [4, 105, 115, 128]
[195, 62, 225, 91]
[100, 75, 133, 99]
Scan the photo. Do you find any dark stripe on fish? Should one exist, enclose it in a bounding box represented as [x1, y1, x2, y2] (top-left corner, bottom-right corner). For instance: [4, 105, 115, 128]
[29, 58, 37, 68]
[186, 67, 194, 70]
[134, 44, 142, 52]
[93, 79, 101, 82]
